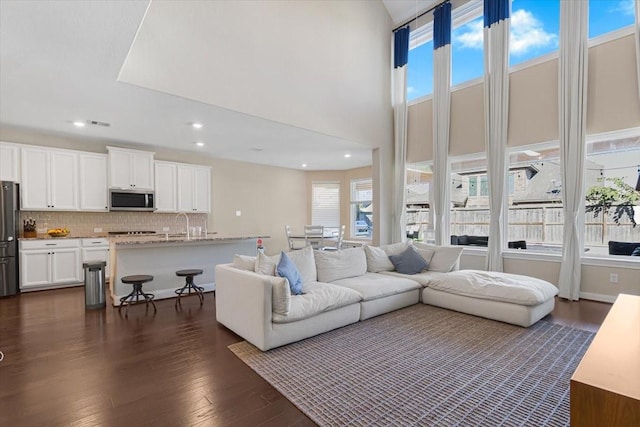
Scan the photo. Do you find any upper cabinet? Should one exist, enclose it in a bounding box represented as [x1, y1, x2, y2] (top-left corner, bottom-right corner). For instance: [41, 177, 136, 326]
[0, 141, 21, 182]
[79, 153, 108, 211]
[21, 146, 78, 210]
[107, 146, 154, 190]
[177, 164, 211, 213]
[154, 161, 177, 212]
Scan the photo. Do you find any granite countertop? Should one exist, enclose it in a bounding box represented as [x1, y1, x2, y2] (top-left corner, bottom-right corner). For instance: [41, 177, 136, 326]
[19, 234, 110, 241]
[111, 233, 269, 246]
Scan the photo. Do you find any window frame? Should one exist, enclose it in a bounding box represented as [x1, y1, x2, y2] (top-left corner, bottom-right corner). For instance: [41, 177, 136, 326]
[311, 181, 340, 228]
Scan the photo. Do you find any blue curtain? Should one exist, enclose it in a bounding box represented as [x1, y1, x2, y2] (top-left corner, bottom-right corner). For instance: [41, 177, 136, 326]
[484, 0, 510, 27]
[394, 26, 410, 68]
[434, 2, 451, 49]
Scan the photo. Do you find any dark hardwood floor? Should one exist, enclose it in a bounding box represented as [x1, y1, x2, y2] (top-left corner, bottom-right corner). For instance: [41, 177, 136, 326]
[0, 287, 611, 427]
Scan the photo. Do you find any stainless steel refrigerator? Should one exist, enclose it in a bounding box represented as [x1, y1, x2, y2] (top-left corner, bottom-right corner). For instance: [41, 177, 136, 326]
[0, 181, 19, 297]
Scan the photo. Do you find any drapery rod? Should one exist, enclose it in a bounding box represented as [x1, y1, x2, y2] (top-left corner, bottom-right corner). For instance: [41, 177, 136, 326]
[393, 0, 449, 32]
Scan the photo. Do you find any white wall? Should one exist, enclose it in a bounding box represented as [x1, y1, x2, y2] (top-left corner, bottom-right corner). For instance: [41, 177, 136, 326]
[119, 0, 395, 243]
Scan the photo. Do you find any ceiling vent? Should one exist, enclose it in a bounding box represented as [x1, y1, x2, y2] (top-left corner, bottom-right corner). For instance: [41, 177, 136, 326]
[85, 120, 111, 127]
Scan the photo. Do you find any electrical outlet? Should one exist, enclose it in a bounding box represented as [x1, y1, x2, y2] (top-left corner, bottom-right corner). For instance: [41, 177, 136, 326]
[236, 210, 242, 217]
[93, 227, 102, 233]
[162, 227, 170, 232]
[609, 273, 619, 284]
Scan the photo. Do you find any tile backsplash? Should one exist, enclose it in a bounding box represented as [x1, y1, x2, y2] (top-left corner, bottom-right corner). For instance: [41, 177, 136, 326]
[19, 211, 209, 236]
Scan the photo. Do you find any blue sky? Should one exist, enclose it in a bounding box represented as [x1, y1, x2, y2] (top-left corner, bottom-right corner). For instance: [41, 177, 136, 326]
[407, 0, 635, 101]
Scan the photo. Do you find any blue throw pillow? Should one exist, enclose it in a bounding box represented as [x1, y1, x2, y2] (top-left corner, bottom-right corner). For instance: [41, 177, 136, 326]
[277, 251, 303, 295]
[388, 246, 428, 275]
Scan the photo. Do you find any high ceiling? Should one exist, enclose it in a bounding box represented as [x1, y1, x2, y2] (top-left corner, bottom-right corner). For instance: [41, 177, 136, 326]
[382, 0, 440, 25]
[1, 0, 398, 171]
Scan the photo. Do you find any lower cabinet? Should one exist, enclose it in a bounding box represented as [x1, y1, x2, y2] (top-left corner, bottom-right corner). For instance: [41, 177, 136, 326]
[20, 239, 81, 290]
[81, 238, 110, 280]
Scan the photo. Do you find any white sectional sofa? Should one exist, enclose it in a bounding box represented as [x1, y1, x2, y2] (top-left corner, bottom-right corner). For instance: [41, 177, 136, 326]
[215, 242, 558, 351]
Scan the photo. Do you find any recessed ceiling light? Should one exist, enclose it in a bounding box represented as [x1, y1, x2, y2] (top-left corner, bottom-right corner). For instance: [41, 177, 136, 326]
[73, 121, 85, 127]
[344, 153, 352, 158]
[195, 142, 205, 147]
[250, 147, 263, 152]
[301, 163, 308, 168]
[523, 150, 540, 157]
[192, 123, 203, 129]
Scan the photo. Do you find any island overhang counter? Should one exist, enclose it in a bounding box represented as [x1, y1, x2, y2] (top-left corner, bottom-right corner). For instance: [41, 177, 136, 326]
[108, 234, 267, 305]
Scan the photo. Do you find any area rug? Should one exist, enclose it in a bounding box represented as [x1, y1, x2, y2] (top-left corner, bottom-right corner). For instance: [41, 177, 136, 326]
[229, 305, 595, 427]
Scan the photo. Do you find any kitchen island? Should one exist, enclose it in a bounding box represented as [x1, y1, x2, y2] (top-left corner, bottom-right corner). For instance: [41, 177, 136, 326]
[109, 234, 266, 305]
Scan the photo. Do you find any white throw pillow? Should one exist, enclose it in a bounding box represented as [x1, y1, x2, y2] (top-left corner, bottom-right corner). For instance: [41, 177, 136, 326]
[413, 246, 435, 267]
[286, 245, 317, 283]
[364, 245, 395, 273]
[270, 276, 291, 315]
[254, 251, 280, 276]
[381, 241, 411, 257]
[232, 254, 256, 271]
[414, 243, 463, 272]
[315, 247, 367, 283]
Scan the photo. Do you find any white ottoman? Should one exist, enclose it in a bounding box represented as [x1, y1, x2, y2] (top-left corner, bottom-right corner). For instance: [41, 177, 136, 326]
[421, 270, 558, 327]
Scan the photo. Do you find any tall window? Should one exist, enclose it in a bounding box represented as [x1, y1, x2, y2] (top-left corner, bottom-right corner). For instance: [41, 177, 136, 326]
[507, 145, 563, 252]
[451, 1, 483, 86]
[509, 0, 559, 68]
[406, 162, 433, 242]
[407, 39, 434, 101]
[450, 156, 489, 238]
[311, 182, 340, 227]
[350, 178, 373, 239]
[589, 0, 634, 39]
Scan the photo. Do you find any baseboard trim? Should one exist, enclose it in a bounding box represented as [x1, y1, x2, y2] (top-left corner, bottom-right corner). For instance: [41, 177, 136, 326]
[579, 292, 618, 304]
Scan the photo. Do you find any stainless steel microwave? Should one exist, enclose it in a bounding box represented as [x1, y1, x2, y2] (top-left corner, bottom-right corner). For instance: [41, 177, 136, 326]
[109, 189, 155, 211]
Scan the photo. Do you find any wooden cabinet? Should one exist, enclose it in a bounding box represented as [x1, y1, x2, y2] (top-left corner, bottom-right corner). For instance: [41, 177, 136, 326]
[81, 238, 110, 280]
[571, 294, 640, 426]
[21, 147, 78, 210]
[107, 146, 154, 190]
[0, 141, 21, 182]
[79, 153, 108, 211]
[177, 164, 211, 213]
[20, 239, 81, 290]
[154, 161, 177, 212]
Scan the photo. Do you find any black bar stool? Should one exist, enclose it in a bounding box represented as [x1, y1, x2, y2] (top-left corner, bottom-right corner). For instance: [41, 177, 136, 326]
[175, 269, 204, 306]
[119, 275, 156, 316]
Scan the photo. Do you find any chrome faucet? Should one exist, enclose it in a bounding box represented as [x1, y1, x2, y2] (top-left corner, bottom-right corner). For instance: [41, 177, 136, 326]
[176, 213, 189, 238]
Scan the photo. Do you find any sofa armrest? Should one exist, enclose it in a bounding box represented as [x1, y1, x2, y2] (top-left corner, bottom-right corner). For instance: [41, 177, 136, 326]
[215, 263, 274, 351]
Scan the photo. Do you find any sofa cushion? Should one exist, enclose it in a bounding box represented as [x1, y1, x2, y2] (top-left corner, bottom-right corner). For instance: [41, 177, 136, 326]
[272, 282, 362, 324]
[286, 245, 317, 283]
[254, 251, 279, 276]
[364, 245, 395, 273]
[380, 270, 447, 287]
[315, 247, 367, 283]
[388, 246, 429, 275]
[331, 273, 421, 301]
[270, 276, 291, 315]
[233, 254, 256, 271]
[428, 270, 558, 305]
[414, 243, 463, 272]
[277, 252, 303, 295]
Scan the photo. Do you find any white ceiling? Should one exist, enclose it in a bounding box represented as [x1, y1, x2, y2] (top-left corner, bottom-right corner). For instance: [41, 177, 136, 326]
[382, 0, 440, 25]
[0, 0, 393, 171]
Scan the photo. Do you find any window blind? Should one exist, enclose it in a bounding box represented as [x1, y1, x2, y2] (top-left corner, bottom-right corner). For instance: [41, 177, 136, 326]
[312, 182, 340, 227]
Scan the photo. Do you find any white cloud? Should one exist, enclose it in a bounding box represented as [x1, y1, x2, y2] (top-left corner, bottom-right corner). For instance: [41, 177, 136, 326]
[612, 0, 634, 16]
[407, 86, 415, 94]
[452, 9, 558, 56]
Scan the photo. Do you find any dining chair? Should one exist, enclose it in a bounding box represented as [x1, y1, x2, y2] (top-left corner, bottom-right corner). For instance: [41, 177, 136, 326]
[285, 225, 305, 251]
[304, 225, 324, 250]
[323, 224, 345, 251]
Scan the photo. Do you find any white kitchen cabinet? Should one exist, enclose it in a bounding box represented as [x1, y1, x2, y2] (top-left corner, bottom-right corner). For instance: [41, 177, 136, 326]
[0, 141, 21, 182]
[107, 146, 154, 190]
[20, 239, 81, 290]
[154, 161, 177, 212]
[79, 153, 108, 211]
[177, 164, 211, 213]
[21, 147, 78, 210]
[81, 238, 110, 280]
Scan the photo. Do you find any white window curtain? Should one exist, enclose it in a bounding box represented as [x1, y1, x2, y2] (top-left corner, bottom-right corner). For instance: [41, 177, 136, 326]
[392, 27, 410, 243]
[432, 1, 452, 246]
[311, 182, 340, 227]
[483, 0, 510, 272]
[558, 0, 588, 301]
[636, 0, 640, 101]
